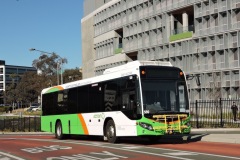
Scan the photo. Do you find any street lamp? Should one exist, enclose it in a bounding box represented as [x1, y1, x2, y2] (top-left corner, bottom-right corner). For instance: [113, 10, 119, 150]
[29, 48, 64, 85]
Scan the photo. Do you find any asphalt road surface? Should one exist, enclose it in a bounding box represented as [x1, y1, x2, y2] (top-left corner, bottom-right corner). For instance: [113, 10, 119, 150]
[0, 134, 239, 160]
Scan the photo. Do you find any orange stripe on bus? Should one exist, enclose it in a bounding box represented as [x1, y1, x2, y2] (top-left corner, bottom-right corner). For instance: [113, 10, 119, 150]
[77, 114, 89, 135]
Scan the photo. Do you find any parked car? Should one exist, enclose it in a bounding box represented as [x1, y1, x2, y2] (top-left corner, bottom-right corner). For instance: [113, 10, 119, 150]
[24, 103, 41, 112]
[31, 105, 41, 111]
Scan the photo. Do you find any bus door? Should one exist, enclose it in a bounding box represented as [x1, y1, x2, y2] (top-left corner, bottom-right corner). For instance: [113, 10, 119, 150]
[121, 75, 141, 120]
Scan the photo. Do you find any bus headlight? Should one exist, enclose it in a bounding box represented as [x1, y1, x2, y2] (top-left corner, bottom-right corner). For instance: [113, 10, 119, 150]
[139, 122, 154, 131]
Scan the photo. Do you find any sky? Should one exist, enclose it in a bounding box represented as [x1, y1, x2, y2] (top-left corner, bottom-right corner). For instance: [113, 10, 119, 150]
[0, 0, 84, 69]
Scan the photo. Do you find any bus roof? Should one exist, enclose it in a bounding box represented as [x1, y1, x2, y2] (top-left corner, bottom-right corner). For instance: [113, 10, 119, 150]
[103, 61, 172, 75]
[41, 61, 173, 94]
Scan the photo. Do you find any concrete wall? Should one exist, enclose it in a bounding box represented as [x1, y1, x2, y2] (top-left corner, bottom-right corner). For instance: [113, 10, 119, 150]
[83, 0, 112, 17]
[81, 16, 95, 79]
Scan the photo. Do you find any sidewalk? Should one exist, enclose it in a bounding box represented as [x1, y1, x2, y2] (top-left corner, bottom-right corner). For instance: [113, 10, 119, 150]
[191, 128, 240, 144]
[191, 128, 240, 134]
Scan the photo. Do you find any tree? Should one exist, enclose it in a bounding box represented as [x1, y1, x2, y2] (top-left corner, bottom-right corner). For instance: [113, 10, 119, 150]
[15, 72, 39, 106]
[4, 52, 82, 107]
[4, 74, 18, 106]
[63, 68, 82, 83]
[32, 52, 67, 76]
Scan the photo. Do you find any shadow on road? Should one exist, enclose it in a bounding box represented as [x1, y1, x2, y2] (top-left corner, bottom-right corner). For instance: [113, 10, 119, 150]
[120, 134, 208, 145]
[69, 134, 208, 145]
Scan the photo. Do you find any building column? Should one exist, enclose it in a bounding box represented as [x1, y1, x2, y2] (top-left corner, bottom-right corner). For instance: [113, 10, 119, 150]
[170, 14, 174, 35]
[182, 12, 189, 32]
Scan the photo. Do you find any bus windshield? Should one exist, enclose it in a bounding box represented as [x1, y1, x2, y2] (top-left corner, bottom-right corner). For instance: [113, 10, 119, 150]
[141, 79, 188, 115]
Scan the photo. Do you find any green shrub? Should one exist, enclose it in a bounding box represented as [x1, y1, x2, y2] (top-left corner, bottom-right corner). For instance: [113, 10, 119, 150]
[114, 48, 122, 54]
[0, 106, 9, 113]
[170, 31, 193, 42]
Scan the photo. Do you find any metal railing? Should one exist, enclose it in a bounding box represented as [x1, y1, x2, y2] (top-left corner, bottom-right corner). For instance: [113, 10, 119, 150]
[190, 98, 240, 128]
[0, 116, 40, 132]
[1, 98, 239, 132]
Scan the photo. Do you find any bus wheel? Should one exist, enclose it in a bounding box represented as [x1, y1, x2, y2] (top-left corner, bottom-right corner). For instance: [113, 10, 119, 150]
[106, 120, 118, 143]
[55, 121, 64, 140]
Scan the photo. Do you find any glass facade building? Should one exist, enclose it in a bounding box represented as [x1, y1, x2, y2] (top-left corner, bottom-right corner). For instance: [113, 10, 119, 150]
[0, 60, 37, 104]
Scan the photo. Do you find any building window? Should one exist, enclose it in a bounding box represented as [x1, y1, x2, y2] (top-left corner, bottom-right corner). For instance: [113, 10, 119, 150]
[234, 50, 238, 60]
[5, 68, 17, 74]
[212, 14, 218, 26]
[211, 52, 216, 63]
[237, 10, 240, 22]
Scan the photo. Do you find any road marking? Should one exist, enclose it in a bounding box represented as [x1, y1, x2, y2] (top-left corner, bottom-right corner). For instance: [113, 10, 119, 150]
[21, 145, 72, 153]
[90, 151, 128, 158]
[142, 145, 240, 160]
[5, 138, 194, 160]
[164, 152, 199, 156]
[121, 146, 142, 149]
[0, 151, 25, 160]
[46, 151, 128, 160]
[3, 137, 240, 160]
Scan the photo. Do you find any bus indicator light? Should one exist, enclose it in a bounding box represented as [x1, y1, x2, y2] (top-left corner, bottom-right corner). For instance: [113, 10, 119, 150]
[180, 72, 183, 76]
[141, 70, 146, 75]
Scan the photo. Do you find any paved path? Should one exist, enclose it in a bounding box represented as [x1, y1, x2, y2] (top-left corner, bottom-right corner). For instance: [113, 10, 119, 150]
[191, 128, 240, 144]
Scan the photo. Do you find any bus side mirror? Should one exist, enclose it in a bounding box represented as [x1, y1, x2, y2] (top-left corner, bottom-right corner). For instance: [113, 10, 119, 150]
[186, 74, 201, 86]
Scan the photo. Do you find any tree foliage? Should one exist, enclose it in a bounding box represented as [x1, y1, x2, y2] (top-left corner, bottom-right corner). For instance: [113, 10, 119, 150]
[4, 74, 18, 105]
[63, 68, 82, 83]
[32, 52, 67, 76]
[3, 52, 81, 107]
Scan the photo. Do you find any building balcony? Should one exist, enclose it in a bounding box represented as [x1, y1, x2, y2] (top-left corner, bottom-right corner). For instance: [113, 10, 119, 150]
[170, 25, 194, 42]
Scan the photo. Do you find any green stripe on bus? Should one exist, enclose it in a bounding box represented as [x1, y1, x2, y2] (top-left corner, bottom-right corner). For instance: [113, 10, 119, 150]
[41, 114, 87, 135]
[46, 86, 64, 93]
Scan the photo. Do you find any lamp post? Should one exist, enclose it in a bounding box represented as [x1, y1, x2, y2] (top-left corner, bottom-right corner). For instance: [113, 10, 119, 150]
[29, 48, 64, 85]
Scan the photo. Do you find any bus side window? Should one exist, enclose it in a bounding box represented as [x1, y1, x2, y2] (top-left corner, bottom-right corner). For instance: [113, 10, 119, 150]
[42, 93, 57, 115]
[104, 80, 118, 111]
[89, 83, 104, 112]
[57, 90, 68, 114]
[68, 88, 78, 113]
[77, 85, 89, 113]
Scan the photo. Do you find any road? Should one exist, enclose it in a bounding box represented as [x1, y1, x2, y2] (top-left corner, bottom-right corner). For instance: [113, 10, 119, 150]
[0, 134, 239, 160]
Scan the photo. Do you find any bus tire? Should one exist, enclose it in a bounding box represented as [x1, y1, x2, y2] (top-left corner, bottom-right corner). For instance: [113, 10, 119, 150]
[106, 120, 118, 143]
[55, 121, 64, 140]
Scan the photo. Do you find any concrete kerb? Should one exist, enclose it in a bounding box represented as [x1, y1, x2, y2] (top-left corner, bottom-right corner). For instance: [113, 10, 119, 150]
[0, 132, 53, 135]
[1, 128, 239, 144]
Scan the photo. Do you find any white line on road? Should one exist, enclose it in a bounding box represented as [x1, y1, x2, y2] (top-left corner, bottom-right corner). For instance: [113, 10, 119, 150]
[0, 151, 25, 160]
[2, 137, 240, 160]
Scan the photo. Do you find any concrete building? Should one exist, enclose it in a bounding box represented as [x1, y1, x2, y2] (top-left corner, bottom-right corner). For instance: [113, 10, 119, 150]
[81, 0, 240, 100]
[0, 60, 37, 104]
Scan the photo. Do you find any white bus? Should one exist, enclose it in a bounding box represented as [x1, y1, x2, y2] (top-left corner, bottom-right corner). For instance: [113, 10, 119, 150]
[41, 61, 190, 143]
